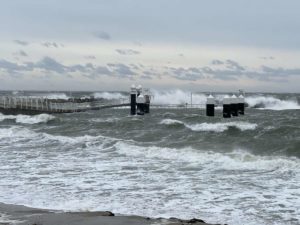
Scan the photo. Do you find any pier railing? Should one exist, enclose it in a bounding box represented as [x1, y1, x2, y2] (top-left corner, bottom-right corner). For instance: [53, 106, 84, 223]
[0, 95, 224, 115]
[0, 96, 129, 114]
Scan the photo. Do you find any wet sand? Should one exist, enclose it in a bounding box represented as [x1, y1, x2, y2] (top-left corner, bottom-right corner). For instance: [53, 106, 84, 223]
[0, 203, 224, 225]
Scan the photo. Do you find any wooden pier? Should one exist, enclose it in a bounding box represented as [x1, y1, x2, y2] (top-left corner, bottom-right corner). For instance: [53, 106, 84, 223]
[0, 96, 130, 115]
[0, 95, 226, 116]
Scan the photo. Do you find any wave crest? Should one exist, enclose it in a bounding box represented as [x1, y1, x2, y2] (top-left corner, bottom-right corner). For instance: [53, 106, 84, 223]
[159, 119, 184, 125]
[93, 92, 126, 100]
[186, 121, 257, 132]
[151, 90, 207, 105]
[160, 119, 257, 132]
[245, 96, 300, 110]
[0, 113, 55, 124]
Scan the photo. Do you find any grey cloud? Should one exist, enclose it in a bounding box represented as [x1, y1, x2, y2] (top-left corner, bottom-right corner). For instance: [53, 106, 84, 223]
[41, 42, 62, 48]
[93, 31, 111, 40]
[260, 66, 300, 77]
[133, 41, 142, 46]
[260, 56, 275, 60]
[211, 59, 224, 65]
[2, 57, 299, 83]
[34, 57, 66, 73]
[0, 59, 28, 73]
[225, 60, 245, 71]
[19, 50, 28, 57]
[162, 59, 252, 81]
[200, 62, 300, 81]
[85, 55, 96, 59]
[13, 40, 29, 46]
[167, 67, 204, 81]
[140, 75, 152, 80]
[201, 66, 240, 80]
[115, 49, 140, 55]
[94, 66, 112, 74]
[69, 64, 87, 73]
[107, 63, 136, 76]
[129, 64, 140, 70]
[13, 50, 28, 57]
[0, 57, 139, 79]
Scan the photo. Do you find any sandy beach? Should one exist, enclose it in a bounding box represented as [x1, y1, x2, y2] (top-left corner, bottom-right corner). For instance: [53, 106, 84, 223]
[0, 203, 224, 225]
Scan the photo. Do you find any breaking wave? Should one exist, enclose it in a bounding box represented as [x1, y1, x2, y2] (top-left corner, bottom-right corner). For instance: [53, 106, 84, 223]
[0, 125, 299, 225]
[151, 90, 207, 105]
[245, 96, 300, 110]
[160, 119, 257, 132]
[40, 93, 70, 100]
[93, 92, 127, 100]
[186, 122, 257, 132]
[0, 113, 55, 124]
[159, 119, 184, 125]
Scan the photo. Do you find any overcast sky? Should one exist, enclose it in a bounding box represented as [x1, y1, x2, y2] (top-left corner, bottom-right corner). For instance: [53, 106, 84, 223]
[0, 0, 300, 92]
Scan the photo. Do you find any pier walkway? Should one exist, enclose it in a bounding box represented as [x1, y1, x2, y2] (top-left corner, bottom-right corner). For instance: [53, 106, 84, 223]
[0, 95, 218, 115]
[0, 96, 130, 115]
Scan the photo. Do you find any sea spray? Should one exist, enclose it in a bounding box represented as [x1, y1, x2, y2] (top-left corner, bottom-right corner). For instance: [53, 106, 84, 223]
[245, 96, 300, 110]
[93, 92, 127, 100]
[151, 89, 207, 105]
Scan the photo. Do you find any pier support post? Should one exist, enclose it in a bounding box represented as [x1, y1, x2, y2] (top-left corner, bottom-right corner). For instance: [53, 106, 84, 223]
[230, 94, 238, 117]
[136, 94, 145, 115]
[36, 99, 39, 111]
[206, 95, 215, 117]
[237, 94, 245, 115]
[130, 85, 137, 115]
[223, 97, 231, 118]
[144, 88, 151, 113]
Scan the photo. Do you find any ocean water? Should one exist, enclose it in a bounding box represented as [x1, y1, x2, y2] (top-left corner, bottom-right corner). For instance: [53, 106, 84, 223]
[0, 91, 299, 225]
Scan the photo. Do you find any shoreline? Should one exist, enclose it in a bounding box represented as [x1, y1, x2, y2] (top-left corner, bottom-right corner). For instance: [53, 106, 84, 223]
[0, 202, 225, 225]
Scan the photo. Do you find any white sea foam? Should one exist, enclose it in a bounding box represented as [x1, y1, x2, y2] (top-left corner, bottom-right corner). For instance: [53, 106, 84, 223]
[46, 93, 69, 99]
[186, 121, 257, 132]
[93, 92, 126, 100]
[33, 93, 70, 100]
[115, 142, 300, 171]
[160, 119, 257, 132]
[0, 126, 120, 146]
[159, 119, 184, 125]
[0, 127, 299, 225]
[245, 96, 300, 110]
[0, 213, 24, 224]
[90, 118, 120, 123]
[0, 113, 55, 124]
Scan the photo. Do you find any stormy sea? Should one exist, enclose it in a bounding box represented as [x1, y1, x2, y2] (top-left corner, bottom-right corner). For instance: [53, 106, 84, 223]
[0, 90, 299, 225]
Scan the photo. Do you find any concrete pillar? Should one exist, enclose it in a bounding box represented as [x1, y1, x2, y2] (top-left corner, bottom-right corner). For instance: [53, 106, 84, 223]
[130, 85, 137, 115]
[223, 96, 231, 118]
[206, 95, 215, 117]
[237, 94, 245, 115]
[230, 94, 238, 116]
